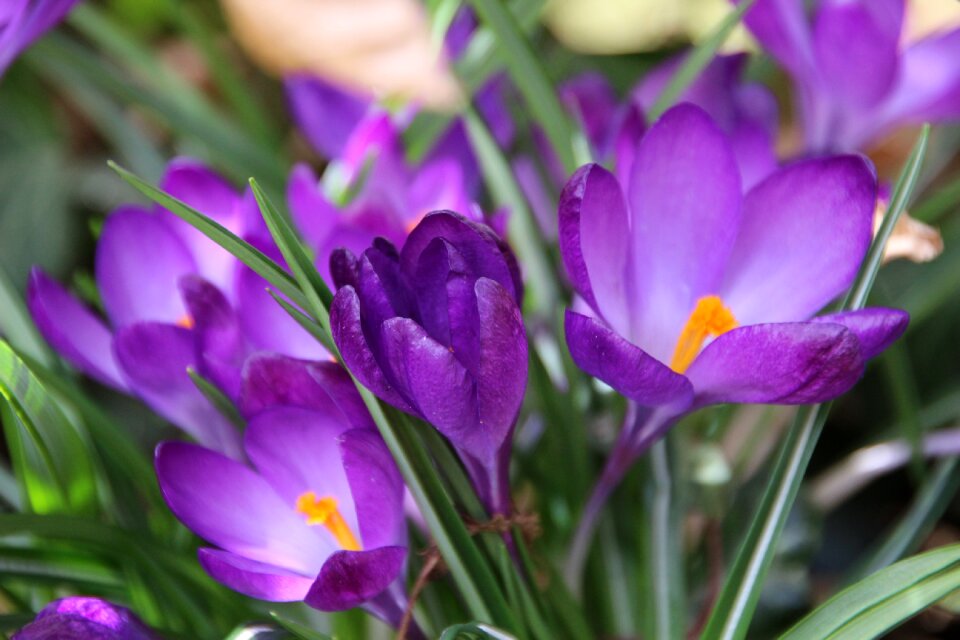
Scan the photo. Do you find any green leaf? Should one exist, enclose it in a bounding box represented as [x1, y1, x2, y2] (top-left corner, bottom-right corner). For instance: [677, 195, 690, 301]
[269, 612, 333, 640]
[464, 109, 559, 320]
[187, 368, 244, 430]
[0, 341, 97, 514]
[108, 162, 306, 310]
[440, 622, 519, 640]
[467, 0, 578, 173]
[847, 457, 960, 584]
[781, 544, 960, 640]
[701, 126, 931, 640]
[0, 265, 52, 368]
[646, 0, 756, 122]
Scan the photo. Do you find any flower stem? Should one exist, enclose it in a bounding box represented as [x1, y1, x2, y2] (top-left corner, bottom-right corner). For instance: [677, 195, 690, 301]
[642, 439, 684, 640]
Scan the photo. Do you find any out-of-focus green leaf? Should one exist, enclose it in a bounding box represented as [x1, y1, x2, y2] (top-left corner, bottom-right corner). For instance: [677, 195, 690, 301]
[781, 544, 960, 640]
[0, 341, 97, 515]
[269, 613, 333, 640]
[647, 0, 756, 121]
[440, 622, 519, 640]
[468, 0, 577, 173]
[0, 266, 51, 367]
[187, 368, 244, 430]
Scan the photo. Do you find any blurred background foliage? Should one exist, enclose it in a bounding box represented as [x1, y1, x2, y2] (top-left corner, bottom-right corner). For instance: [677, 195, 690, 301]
[1, 0, 960, 638]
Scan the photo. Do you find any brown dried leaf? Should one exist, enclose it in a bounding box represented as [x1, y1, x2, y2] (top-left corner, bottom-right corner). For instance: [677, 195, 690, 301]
[874, 201, 945, 264]
[219, 0, 462, 110]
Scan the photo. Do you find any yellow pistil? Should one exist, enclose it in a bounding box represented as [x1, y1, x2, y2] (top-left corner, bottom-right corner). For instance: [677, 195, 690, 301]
[175, 314, 195, 330]
[295, 491, 362, 551]
[669, 295, 737, 374]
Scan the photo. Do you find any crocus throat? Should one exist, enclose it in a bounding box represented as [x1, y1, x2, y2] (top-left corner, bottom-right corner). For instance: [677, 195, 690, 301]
[295, 491, 362, 551]
[669, 295, 737, 374]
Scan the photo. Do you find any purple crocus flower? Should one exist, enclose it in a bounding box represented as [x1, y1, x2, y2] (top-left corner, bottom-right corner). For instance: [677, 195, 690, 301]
[560, 103, 908, 571]
[739, 0, 960, 153]
[13, 596, 155, 640]
[283, 72, 513, 284]
[520, 54, 777, 237]
[27, 159, 322, 457]
[329, 211, 527, 514]
[155, 356, 411, 629]
[0, 0, 82, 76]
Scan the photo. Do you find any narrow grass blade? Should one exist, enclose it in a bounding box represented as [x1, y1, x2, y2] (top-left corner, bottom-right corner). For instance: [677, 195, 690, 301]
[269, 613, 333, 640]
[108, 162, 306, 310]
[647, 0, 756, 121]
[249, 178, 333, 321]
[440, 622, 519, 640]
[0, 341, 97, 514]
[780, 544, 960, 640]
[467, 0, 577, 174]
[847, 457, 960, 584]
[267, 291, 336, 354]
[0, 265, 51, 367]
[701, 126, 931, 640]
[464, 109, 558, 319]
[186, 368, 244, 430]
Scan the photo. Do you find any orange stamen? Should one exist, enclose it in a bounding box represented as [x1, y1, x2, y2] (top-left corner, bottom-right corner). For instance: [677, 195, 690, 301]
[669, 296, 737, 374]
[295, 491, 362, 551]
[175, 314, 195, 330]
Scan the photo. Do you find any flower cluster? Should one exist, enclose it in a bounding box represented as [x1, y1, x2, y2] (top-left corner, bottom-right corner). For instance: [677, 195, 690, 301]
[15, 0, 958, 637]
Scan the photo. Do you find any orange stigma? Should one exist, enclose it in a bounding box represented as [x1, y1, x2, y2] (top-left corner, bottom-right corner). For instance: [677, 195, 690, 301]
[175, 314, 194, 330]
[405, 212, 427, 234]
[295, 491, 361, 551]
[669, 296, 737, 374]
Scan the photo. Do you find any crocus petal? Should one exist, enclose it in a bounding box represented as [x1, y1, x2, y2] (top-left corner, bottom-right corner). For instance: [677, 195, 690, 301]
[158, 159, 246, 291]
[198, 548, 314, 602]
[558, 163, 632, 335]
[741, 0, 815, 78]
[240, 354, 373, 430]
[114, 323, 242, 458]
[287, 164, 339, 250]
[26, 269, 126, 390]
[561, 72, 620, 156]
[401, 211, 522, 306]
[812, 0, 900, 107]
[721, 156, 876, 325]
[330, 248, 360, 290]
[305, 546, 407, 611]
[870, 29, 960, 128]
[564, 310, 693, 410]
[627, 103, 742, 361]
[245, 407, 357, 549]
[179, 276, 246, 401]
[474, 278, 527, 456]
[340, 429, 405, 550]
[0, 0, 81, 75]
[12, 596, 153, 640]
[95, 206, 196, 328]
[155, 441, 327, 574]
[330, 286, 413, 412]
[685, 321, 864, 408]
[235, 238, 328, 360]
[812, 308, 909, 360]
[284, 75, 371, 159]
[379, 317, 487, 455]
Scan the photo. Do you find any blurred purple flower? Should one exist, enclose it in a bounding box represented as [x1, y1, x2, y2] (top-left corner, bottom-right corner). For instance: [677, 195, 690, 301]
[0, 0, 81, 76]
[329, 212, 527, 514]
[27, 159, 324, 457]
[520, 54, 777, 236]
[13, 597, 155, 640]
[739, 0, 960, 153]
[283, 73, 512, 283]
[560, 104, 908, 567]
[155, 351, 411, 628]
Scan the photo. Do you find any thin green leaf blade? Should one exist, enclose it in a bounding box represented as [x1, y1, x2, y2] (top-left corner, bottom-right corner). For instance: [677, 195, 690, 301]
[0, 341, 97, 514]
[781, 545, 960, 640]
[701, 126, 931, 640]
[647, 0, 756, 121]
[269, 612, 333, 640]
[108, 162, 306, 309]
